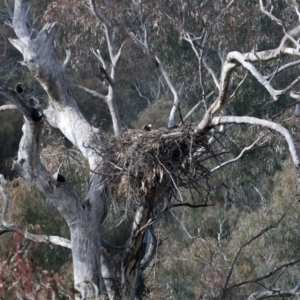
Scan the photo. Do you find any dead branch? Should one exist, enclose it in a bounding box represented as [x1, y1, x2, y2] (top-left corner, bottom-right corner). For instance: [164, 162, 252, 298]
[0, 174, 8, 225]
[247, 281, 300, 299]
[0, 104, 17, 112]
[0, 173, 71, 248]
[78, 85, 106, 100]
[127, 28, 181, 128]
[171, 202, 215, 208]
[224, 200, 295, 291]
[209, 136, 263, 174]
[88, 0, 125, 136]
[62, 49, 72, 72]
[0, 223, 71, 248]
[209, 116, 300, 168]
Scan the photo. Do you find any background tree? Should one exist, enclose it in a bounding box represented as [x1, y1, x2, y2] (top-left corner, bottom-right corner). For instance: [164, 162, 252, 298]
[1, 0, 300, 299]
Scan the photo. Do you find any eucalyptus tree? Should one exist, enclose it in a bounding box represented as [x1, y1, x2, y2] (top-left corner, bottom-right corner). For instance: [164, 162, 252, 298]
[1, 0, 300, 299]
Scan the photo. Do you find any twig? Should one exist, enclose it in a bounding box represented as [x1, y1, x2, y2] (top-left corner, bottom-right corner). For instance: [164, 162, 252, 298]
[224, 199, 295, 290]
[210, 136, 263, 174]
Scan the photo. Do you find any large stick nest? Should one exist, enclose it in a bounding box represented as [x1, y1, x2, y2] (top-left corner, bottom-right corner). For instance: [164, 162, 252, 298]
[105, 124, 213, 207]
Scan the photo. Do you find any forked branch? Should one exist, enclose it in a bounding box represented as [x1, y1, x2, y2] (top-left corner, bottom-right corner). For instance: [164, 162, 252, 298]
[210, 116, 300, 168]
[128, 28, 181, 128]
[88, 0, 124, 136]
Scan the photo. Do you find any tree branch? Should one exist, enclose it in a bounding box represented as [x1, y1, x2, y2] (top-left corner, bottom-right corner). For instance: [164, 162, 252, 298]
[196, 20, 300, 131]
[12, 0, 29, 41]
[78, 85, 106, 100]
[62, 49, 72, 72]
[210, 136, 263, 174]
[247, 282, 300, 300]
[209, 116, 300, 168]
[10, 1, 103, 165]
[0, 173, 71, 249]
[0, 223, 71, 249]
[223, 195, 295, 291]
[0, 104, 17, 112]
[89, 0, 115, 61]
[128, 28, 181, 128]
[88, 0, 123, 136]
[0, 87, 83, 224]
[0, 174, 8, 226]
[264, 59, 300, 80]
[259, 0, 300, 49]
[228, 258, 300, 291]
[92, 48, 107, 69]
[0, 86, 43, 122]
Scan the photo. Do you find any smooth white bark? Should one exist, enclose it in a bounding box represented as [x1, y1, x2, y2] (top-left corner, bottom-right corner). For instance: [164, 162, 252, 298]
[210, 116, 300, 168]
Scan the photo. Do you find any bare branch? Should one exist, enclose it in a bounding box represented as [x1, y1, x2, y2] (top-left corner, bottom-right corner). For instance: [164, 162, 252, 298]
[8, 109, 82, 225]
[203, 53, 220, 89]
[247, 282, 300, 300]
[210, 136, 263, 174]
[88, 0, 123, 136]
[10, 4, 103, 163]
[134, 80, 151, 106]
[62, 49, 72, 72]
[0, 174, 8, 226]
[228, 52, 281, 100]
[0, 104, 17, 112]
[264, 59, 300, 80]
[12, 0, 29, 41]
[0, 172, 71, 248]
[183, 91, 214, 123]
[229, 72, 248, 100]
[78, 85, 106, 100]
[0, 86, 43, 122]
[128, 29, 180, 128]
[199, 24, 300, 131]
[259, 0, 299, 49]
[114, 41, 127, 66]
[89, 0, 115, 60]
[0, 223, 71, 248]
[224, 200, 294, 290]
[91, 48, 106, 69]
[170, 211, 196, 239]
[209, 116, 300, 167]
[171, 202, 215, 208]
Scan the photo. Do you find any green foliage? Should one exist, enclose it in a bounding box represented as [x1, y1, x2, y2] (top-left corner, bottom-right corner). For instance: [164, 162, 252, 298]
[0, 177, 71, 268]
[144, 163, 300, 299]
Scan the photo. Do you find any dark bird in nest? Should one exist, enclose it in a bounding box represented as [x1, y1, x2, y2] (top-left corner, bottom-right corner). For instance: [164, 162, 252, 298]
[99, 66, 108, 79]
[99, 66, 114, 86]
[143, 124, 152, 131]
